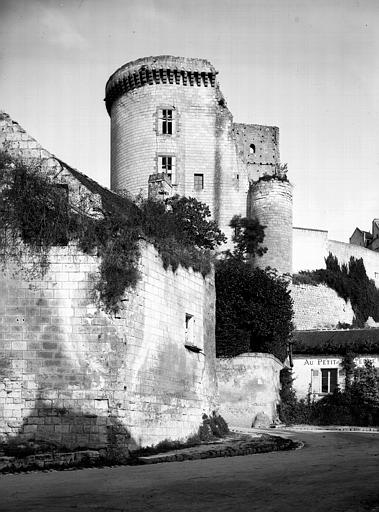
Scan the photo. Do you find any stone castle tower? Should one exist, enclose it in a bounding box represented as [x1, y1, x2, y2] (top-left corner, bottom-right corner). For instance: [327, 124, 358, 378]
[105, 55, 292, 274]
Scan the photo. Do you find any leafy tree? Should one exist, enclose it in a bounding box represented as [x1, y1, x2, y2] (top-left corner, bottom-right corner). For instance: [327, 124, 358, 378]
[350, 360, 379, 424]
[227, 215, 267, 261]
[216, 216, 293, 361]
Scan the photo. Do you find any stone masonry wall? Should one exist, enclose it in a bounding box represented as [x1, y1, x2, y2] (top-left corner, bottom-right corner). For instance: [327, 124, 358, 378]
[0, 242, 217, 452]
[249, 179, 293, 274]
[233, 123, 279, 182]
[0, 111, 101, 216]
[109, 79, 250, 248]
[291, 283, 355, 330]
[292, 226, 379, 287]
[292, 227, 328, 273]
[216, 353, 283, 428]
[328, 240, 379, 287]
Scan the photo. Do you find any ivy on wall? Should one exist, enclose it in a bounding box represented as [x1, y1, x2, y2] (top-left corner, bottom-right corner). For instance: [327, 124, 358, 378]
[215, 215, 293, 362]
[293, 253, 379, 327]
[0, 152, 225, 314]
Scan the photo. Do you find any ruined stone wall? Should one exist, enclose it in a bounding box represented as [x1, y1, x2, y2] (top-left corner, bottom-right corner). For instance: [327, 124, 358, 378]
[216, 353, 283, 428]
[248, 179, 293, 274]
[291, 284, 355, 330]
[0, 242, 217, 452]
[0, 112, 101, 216]
[233, 123, 279, 182]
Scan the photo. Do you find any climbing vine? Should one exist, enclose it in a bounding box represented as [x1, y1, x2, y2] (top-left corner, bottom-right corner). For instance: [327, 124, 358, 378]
[293, 253, 379, 327]
[0, 152, 225, 313]
[215, 215, 293, 361]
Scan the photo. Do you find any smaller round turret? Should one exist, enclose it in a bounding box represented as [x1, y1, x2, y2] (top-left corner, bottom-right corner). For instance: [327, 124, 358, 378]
[248, 178, 293, 274]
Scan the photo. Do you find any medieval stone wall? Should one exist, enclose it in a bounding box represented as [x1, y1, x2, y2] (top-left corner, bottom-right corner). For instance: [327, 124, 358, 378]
[0, 242, 217, 452]
[107, 56, 282, 248]
[291, 284, 355, 330]
[232, 123, 279, 182]
[216, 353, 283, 427]
[293, 226, 379, 287]
[248, 179, 293, 274]
[110, 82, 248, 244]
[292, 227, 328, 273]
[328, 239, 379, 287]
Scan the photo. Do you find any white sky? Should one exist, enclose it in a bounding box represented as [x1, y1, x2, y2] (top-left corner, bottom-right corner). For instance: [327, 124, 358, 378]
[1, 0, 378, 242]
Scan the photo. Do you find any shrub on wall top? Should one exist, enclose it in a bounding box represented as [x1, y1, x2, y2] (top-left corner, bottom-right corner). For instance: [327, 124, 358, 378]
[292, 253, 379, 327]
[0, 151, 225, 314]
[216, 215, 293, 361]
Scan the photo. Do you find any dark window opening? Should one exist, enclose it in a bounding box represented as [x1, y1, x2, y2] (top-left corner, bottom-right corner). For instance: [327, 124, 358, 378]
[185, 313, 194, 346]
[249, 143, 256, 154]
[194, 173, 204, 191]
[321, 369, 338, 393]
[161, 156, 172, 172]
[158, 155, 175, 183]
[160, 109, 173, 135]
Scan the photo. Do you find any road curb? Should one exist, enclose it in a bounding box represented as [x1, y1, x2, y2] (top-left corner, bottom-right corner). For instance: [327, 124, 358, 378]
[137, 436, 300, 465]
[276, 425, 379, 433]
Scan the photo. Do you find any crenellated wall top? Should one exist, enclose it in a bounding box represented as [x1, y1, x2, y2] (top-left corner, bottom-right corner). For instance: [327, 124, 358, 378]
[105, 55, 218, 114]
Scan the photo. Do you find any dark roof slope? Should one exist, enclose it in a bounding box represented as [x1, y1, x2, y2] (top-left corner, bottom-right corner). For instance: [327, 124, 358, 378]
[293, 329, 379, 355]
[56, 158, 141, 218]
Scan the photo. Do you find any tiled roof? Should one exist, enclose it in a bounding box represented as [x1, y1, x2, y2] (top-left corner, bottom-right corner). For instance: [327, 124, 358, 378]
[293, 329, 379, 355]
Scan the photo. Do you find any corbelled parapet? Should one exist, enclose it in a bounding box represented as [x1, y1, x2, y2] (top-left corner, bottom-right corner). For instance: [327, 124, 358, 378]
[105, 55, 218, 114]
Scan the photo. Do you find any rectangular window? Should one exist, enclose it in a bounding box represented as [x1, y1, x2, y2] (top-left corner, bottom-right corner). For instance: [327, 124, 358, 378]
[194, 173, 204, 191]
[158, 109, 173, 135]
[158, 155, 176, 183]
[321, 369, 338, 393]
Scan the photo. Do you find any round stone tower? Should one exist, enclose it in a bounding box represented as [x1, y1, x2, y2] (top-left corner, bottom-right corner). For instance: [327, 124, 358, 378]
[248, 178, 293, 274]
[105, 56, 219, 198]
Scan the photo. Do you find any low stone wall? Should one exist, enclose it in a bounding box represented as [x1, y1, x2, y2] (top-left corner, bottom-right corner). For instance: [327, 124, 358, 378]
[216, 353, 283, 428]
[291, 283, 355, 330]
[0, 241, 217, 454]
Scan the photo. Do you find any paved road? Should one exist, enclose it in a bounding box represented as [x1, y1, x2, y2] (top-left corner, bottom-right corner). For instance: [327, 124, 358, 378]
[1, 430, 379, 512]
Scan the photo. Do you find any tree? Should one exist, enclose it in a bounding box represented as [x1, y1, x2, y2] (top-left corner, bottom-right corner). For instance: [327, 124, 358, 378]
[139, 195, 226, 250]
[227, 215, 266, 261]
[350, 360, 379, 424]
[166, 195, 226, 249]
[215, 216, 293, 361]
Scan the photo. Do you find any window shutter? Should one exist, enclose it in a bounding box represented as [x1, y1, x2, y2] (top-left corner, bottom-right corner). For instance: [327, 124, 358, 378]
[330, 369, 338, 393]
[158, 116, 163, 135]
[171, 156, 176, 183]
[321, 369, 328, 393]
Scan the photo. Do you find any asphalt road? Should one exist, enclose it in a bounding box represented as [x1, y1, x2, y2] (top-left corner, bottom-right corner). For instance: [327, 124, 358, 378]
[0, 430, 379, 512]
